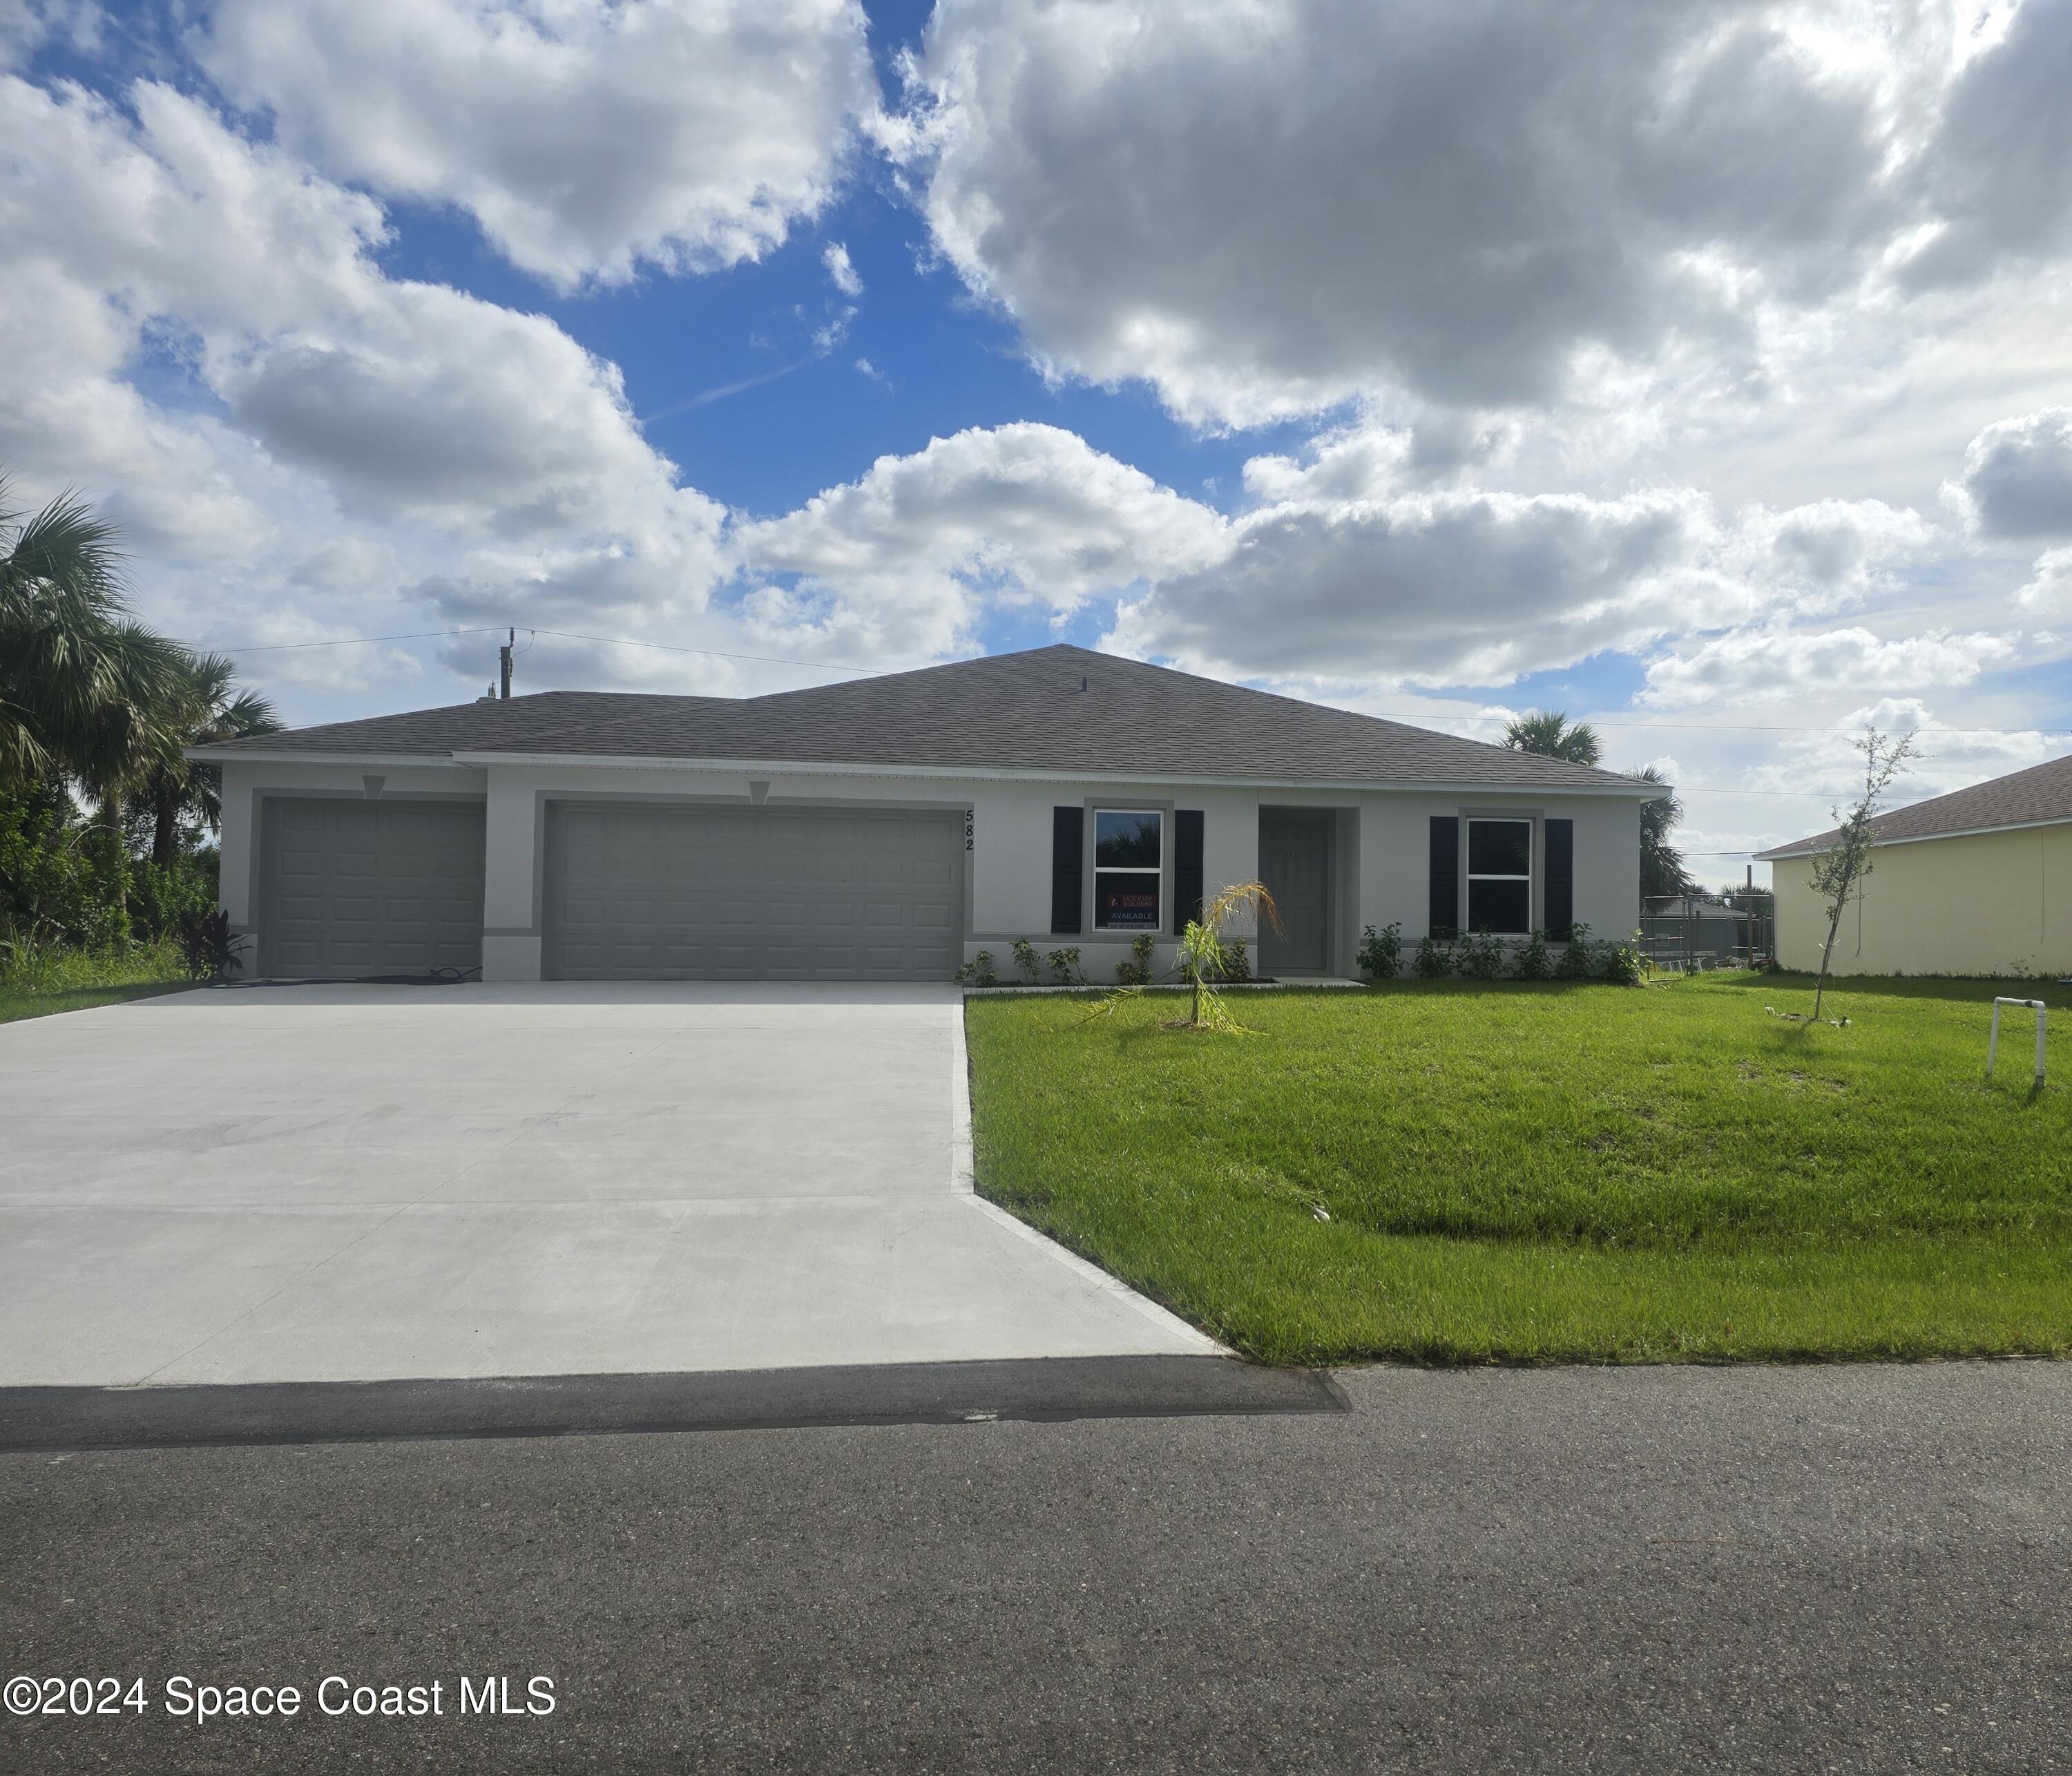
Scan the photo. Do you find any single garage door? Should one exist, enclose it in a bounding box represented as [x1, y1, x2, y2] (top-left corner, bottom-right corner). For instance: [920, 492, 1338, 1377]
[545, 803, 963, 982]
[259, 799, 486, 979]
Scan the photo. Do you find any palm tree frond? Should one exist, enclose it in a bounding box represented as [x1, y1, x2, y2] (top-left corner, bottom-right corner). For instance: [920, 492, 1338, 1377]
[1503, 710, 1604, 767]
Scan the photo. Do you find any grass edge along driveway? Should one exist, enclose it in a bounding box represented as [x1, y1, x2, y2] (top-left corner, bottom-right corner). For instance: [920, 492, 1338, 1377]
[0, 959, 193, 1025]
[964, 974, 2071, 1366]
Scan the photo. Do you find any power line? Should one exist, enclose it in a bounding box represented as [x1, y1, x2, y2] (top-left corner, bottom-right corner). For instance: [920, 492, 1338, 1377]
[191, 627, 505, 652]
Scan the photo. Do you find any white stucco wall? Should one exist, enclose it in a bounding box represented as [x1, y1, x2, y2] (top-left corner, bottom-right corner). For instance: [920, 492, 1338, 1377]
[1352, 788, 1642, 945]
[466, 765, 1267, 982]
[213, 755, 1647, 982]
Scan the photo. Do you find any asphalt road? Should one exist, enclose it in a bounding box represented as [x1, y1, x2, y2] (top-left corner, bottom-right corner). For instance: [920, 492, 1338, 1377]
[3, 1359, 2066, 1773]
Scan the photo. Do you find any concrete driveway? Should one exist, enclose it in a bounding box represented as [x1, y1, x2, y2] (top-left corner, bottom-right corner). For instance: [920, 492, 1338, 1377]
[0, 984, 1214, 1386]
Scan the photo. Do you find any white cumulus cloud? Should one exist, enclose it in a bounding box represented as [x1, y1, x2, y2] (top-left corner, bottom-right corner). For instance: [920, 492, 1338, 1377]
[1636, 625, 2017, 708]
[203, 0, 876, 289]
[892, 0, 1915, 426]
[732, 423, 1229, 658]
[1952, 407, 2072, 539]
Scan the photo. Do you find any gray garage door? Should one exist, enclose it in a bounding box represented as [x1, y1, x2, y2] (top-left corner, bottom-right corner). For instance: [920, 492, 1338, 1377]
[545, 803, 963, 982]
[259, 799, 486, 979]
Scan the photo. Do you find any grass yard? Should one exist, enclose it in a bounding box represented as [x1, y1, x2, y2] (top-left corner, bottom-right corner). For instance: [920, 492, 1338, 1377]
[964, 972, 2072, 1365]
[0, 941, 193, 1025]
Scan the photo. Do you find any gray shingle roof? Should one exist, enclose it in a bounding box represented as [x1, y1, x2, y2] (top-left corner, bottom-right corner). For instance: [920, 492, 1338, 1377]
[1758, 749, 2072, 858]
[199, 644, 1655, 792]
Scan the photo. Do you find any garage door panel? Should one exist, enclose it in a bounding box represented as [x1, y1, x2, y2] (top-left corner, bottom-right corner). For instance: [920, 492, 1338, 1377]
[546, 803, 961, 982]
[260, 799, 485, 980]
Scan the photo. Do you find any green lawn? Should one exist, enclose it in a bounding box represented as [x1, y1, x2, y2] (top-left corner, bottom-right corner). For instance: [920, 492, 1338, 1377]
[964, 973, 2072, 1365]
[0, 942, 193, 1025]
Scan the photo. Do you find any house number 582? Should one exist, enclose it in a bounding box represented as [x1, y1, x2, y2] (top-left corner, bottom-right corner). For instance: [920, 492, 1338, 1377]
[964, 811, 974, 852]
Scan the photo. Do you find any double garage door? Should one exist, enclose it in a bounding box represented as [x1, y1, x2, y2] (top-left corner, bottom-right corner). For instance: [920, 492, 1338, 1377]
[544, 803, 963, 982]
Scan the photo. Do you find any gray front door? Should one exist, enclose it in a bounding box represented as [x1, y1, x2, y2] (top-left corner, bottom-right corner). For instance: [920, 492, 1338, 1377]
[544, 803, 963, 982]
[258, 799, 486, 979]
[1259, 808, 1332, 974]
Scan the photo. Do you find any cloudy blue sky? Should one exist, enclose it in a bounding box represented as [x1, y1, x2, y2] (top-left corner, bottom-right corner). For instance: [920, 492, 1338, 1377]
[6, 0, 2072, 883]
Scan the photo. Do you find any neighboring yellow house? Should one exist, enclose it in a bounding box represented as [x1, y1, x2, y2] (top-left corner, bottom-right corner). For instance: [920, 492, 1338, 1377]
[1757, 753, 2072, 978]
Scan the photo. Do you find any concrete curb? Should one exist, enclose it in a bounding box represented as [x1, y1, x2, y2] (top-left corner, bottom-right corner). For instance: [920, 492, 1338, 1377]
[0, 1356, 1345, 1453]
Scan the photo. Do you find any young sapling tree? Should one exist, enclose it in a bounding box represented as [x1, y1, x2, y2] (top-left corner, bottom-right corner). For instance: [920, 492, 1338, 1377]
[1807, 726, 1915, 1023]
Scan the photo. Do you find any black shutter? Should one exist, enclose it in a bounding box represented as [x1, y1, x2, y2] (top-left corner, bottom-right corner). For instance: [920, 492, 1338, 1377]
[1173, 810, 1205, 933]
[1051, 806, 1083, 934]
[1544, 817, 1574, 941]
[1428, 815, 1459, 937]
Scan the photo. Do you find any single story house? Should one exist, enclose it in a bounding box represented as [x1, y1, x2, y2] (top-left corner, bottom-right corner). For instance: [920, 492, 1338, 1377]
[191, 644, 1662, 984]
[1756, 749, 2072, 977]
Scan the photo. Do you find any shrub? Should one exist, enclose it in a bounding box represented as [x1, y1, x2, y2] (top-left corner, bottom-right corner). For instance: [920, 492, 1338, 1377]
[1412, 933, 1454, 978]
[954, 950, 999, 986]
[1457, 928, 1506, 980]
[1512, 928, 1552, 980]
[1010, 937, 1042, 984]
[0, 787, 126, 949]
[1, 788, 218, 951]
[176, 908, 244, 981]
[1045, 946, 1083, 985]
[1595, 931, 1647, 986]
[1218, 937, 1251, 982]
[1356, 921, 1402, 980]
[1115, 933, 1156, 986]
[131, 853, 217, 942]
[1555, 922, 1595, 980]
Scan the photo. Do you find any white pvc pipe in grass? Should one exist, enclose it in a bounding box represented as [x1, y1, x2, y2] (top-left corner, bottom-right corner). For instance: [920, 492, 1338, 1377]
[1986, 997, 2046, 1087]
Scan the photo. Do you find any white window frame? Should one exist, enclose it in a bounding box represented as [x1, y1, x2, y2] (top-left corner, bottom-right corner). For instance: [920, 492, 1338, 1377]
[1092, 807, 1163, 932]
[1465, 817, 1533, 935]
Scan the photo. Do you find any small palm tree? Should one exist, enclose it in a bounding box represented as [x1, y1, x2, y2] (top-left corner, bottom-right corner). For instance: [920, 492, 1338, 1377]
[1502, 709, 1603, 767]
[1173, 880, 1282, 1032]
[1083, 881, 1283, 1033]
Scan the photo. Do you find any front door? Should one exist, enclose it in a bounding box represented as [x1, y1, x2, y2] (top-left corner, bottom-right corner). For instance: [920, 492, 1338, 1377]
[1258, 809, 1332, 974]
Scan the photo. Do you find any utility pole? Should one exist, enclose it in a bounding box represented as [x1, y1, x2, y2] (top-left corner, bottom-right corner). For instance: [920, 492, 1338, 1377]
[498, 628, 515, 700]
